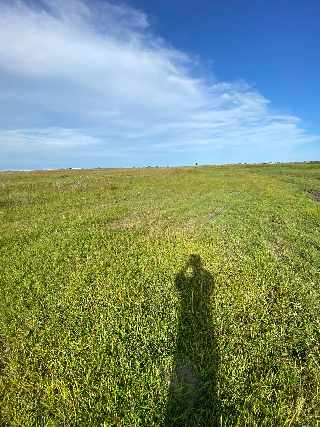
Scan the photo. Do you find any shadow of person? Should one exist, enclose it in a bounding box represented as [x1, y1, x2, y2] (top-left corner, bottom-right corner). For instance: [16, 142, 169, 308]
[164, 254, 219, 426]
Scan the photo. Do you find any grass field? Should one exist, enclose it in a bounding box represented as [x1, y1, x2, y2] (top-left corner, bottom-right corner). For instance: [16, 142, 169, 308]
[1, 163, 320, 426]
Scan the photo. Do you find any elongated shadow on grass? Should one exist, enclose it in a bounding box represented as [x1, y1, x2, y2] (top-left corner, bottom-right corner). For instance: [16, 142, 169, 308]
[164, 254, 219, 426]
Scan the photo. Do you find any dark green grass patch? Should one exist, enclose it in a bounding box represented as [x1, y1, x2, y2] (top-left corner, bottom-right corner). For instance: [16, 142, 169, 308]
[1, 163, 320, 425]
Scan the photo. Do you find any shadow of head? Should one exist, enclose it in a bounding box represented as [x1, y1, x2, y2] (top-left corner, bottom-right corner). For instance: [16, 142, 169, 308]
[177, 254, 212, 292]
[186, 254, 202, 273]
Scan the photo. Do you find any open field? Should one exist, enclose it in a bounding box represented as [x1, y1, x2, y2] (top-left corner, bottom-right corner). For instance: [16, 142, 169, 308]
[1, 163, 320, 426]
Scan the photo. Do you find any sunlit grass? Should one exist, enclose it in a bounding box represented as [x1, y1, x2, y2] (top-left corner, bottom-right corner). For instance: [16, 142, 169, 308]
[1, 163, 320, 425]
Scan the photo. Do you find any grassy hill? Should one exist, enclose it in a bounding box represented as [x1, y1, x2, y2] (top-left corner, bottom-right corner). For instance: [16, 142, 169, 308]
[1, 163, 320, 425]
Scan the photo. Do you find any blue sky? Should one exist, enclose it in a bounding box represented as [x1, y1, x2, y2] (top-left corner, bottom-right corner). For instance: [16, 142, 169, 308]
[0, 0, 319, 169]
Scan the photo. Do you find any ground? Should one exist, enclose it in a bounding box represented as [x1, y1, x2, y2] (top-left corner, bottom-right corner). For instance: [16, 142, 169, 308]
[0, 163, 320, 425]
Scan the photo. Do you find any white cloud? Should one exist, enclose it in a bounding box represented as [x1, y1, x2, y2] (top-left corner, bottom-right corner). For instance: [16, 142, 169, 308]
[0, 128, 101, 147]
[0, 0, 318, 168]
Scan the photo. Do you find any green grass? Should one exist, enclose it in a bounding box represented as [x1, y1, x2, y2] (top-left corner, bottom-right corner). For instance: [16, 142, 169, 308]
[1, 163, 320, 426]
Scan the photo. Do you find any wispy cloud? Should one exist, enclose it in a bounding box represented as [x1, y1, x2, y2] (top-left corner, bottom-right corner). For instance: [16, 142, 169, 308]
[0, 0, 318, 168]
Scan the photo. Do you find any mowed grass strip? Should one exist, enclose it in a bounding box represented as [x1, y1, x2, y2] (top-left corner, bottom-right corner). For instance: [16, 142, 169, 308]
[0, 163, 320, 425]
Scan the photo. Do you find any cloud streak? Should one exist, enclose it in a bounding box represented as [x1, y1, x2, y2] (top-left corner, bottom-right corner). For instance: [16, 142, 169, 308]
[0, 0, 318, 168]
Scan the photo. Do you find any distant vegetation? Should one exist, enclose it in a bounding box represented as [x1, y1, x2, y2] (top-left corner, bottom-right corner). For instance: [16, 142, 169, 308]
[1, 163, 320, 425]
